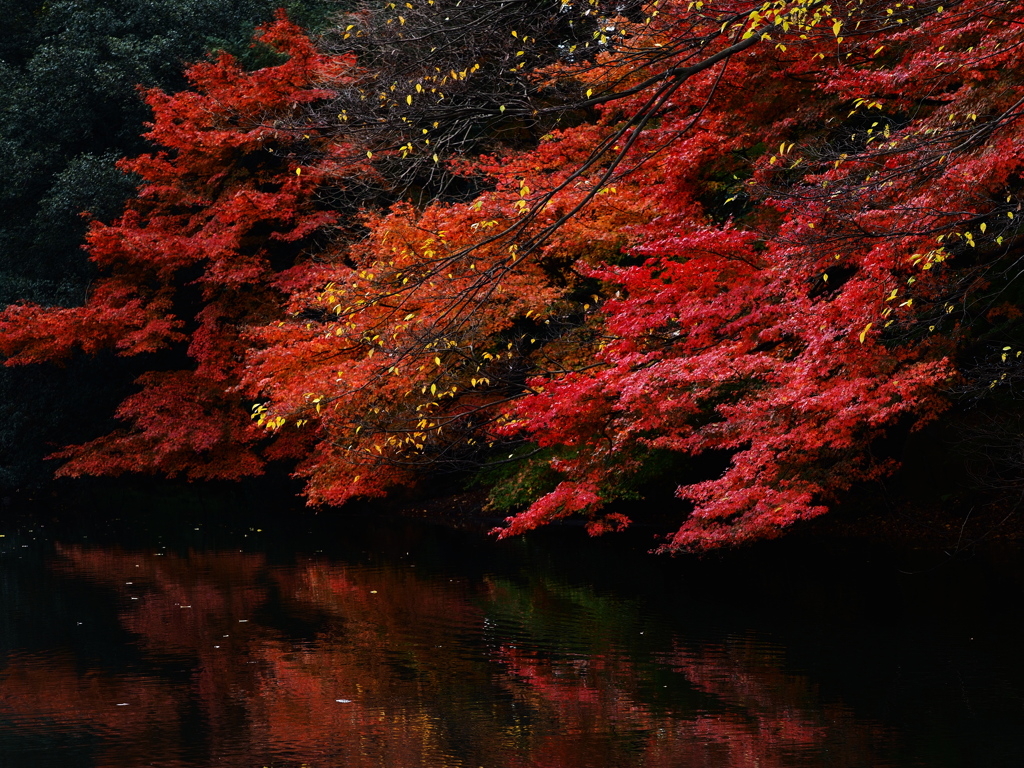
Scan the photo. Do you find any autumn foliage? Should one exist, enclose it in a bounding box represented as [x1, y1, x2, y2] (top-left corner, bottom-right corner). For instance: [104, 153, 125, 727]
[3, 0, 1024, 549]
[0, 17, 356, 479]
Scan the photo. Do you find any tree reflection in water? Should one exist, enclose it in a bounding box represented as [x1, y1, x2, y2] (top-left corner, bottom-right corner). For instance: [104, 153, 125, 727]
[0, 544, 894, 768]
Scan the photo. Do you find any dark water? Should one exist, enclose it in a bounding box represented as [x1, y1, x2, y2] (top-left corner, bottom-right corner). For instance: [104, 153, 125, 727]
[1, 492, 1023, 767]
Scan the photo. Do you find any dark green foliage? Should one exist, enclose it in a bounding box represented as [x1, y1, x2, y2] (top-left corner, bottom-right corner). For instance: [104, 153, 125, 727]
[475, 448, 563, 514]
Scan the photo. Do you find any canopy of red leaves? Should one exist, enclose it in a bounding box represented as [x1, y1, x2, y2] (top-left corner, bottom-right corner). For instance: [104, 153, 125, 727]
[3, 1, 1023, 549]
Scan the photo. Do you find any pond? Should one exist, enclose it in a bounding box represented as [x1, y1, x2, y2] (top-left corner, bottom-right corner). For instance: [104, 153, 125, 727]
[1, 490, 1022, 767]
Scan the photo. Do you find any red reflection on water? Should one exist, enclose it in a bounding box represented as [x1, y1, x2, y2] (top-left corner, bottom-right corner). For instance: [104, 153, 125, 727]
[0, 546, 893, 768]
[0, 653, 186, 766]
[493, 638, 885, 768]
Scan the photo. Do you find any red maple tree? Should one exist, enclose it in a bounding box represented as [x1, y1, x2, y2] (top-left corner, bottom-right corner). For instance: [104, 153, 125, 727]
[0, 14, 360, 479]
[2, 1, 1023, 549]
[487, 0, 1024, 547]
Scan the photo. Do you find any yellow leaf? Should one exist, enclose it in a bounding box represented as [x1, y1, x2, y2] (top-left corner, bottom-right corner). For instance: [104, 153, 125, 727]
[859, 323, 873, 343]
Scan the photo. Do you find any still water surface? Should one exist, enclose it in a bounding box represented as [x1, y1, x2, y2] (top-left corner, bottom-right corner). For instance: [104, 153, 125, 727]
[1, 496, 1023, 767]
